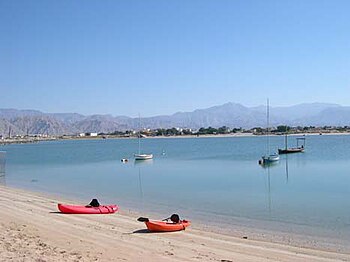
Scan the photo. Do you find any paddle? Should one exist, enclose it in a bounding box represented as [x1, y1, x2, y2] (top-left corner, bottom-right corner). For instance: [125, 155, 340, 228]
[137, 217, 149, 222]
[138, 214, 180, 223]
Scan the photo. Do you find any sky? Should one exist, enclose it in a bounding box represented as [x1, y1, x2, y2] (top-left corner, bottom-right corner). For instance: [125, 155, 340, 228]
[0, 0, 349, 117]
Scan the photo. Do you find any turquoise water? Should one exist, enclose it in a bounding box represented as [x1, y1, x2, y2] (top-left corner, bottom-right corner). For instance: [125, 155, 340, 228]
[1, 135, 350, 242]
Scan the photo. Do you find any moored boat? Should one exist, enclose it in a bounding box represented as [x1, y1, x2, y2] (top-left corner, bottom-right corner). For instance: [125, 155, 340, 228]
[134, 115, 153, 161]
[134, 153, 153, 160]
[278, 135, 305, 154]
[260, 99, 279, 165]
[278, 147, 304, 154]
[261, 154, 280, 164]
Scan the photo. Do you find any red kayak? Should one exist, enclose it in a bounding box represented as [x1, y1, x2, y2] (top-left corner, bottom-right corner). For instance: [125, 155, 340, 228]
[58, 204, 118, 214]
[145, 220, 190, 232]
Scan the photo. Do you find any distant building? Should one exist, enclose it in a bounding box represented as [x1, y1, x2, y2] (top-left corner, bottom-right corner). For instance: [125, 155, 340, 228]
[78, 132, 98, 137]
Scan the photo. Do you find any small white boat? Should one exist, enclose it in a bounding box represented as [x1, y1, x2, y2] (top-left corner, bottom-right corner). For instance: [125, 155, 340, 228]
[134, 115, 153, 161]
[134, 154, 153, 160]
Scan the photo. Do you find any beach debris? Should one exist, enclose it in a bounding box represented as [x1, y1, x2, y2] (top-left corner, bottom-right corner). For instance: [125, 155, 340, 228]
[243, 236, 248, 239]
[121, 158, 128, 163]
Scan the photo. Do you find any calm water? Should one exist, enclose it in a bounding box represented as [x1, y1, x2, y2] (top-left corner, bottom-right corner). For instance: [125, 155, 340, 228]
[1, 135, 350, 241]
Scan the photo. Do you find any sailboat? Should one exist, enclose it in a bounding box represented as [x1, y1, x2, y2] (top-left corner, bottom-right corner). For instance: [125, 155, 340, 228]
[260, 99, 279, 165]
[134, 152, 153, 160]
[278, 134, 305, 154]
[134, 116, 153, 161]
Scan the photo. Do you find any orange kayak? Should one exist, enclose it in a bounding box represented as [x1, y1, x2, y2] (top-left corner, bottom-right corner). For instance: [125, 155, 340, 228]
[145, 220, 190, 232]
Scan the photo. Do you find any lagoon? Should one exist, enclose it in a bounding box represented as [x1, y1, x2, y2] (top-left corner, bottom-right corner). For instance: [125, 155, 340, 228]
[2, 135, 350, 247]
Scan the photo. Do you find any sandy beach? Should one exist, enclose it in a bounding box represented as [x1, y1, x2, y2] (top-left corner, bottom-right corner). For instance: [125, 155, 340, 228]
[0, 185, 349, 262]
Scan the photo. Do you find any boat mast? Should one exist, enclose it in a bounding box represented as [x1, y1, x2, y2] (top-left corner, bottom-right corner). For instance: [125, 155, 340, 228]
[266, 98, 270, 156]
[138, 114, 141, 155]
[285, 133, 288, 150]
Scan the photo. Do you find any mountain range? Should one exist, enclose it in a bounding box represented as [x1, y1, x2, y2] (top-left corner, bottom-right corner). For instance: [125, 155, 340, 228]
[1, 102, 350, 136]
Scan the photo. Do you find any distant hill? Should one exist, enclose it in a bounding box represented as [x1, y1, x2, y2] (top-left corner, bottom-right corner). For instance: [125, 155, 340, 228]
[1, 103, 349, 136]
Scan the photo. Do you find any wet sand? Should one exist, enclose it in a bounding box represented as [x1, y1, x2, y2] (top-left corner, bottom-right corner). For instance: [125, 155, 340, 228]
[0, 185, 349, 261]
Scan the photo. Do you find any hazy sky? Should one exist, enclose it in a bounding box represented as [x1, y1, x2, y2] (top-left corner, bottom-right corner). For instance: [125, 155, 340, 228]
[1, 0, 349, 117]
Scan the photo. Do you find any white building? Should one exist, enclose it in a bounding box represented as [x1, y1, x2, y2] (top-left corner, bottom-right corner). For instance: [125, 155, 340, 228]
[78, 132, 98, 137]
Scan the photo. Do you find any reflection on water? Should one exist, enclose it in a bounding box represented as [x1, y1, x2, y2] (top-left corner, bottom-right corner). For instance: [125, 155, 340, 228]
[259, 161, 279, 169]
[138, 167, 143, 199]
[0, 174, 5, 185]
[285, 154, 289, 183]
[134, 159, 154, 211]
[262, 155, 291, 215]
[134, 159, 154, 166]
[0, 151, 6, 185]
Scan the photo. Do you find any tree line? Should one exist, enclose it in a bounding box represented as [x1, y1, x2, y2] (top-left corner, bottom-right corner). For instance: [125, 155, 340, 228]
[101, 125, 350, 137]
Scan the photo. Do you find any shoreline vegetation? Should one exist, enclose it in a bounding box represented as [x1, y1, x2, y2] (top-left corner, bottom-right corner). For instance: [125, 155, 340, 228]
[2, 125, 350, 145]
[1, 185, 349, 261]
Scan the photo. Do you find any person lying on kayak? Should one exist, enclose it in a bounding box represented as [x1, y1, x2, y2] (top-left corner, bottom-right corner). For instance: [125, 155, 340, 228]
[85, 199, 100, 207]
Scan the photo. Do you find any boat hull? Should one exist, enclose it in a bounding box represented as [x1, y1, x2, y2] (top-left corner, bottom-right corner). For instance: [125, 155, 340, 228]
[134, 154, 153, 160]
[58, 204, 118, 214]
[145, 220, 190, 232]
[262, 154, 280, 163]
[278, 148, 304, 154]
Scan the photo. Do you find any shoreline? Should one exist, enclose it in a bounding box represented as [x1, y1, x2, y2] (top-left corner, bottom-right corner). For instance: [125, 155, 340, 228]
[2, 131, 350, 145]
[1, 185, 349, 261]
